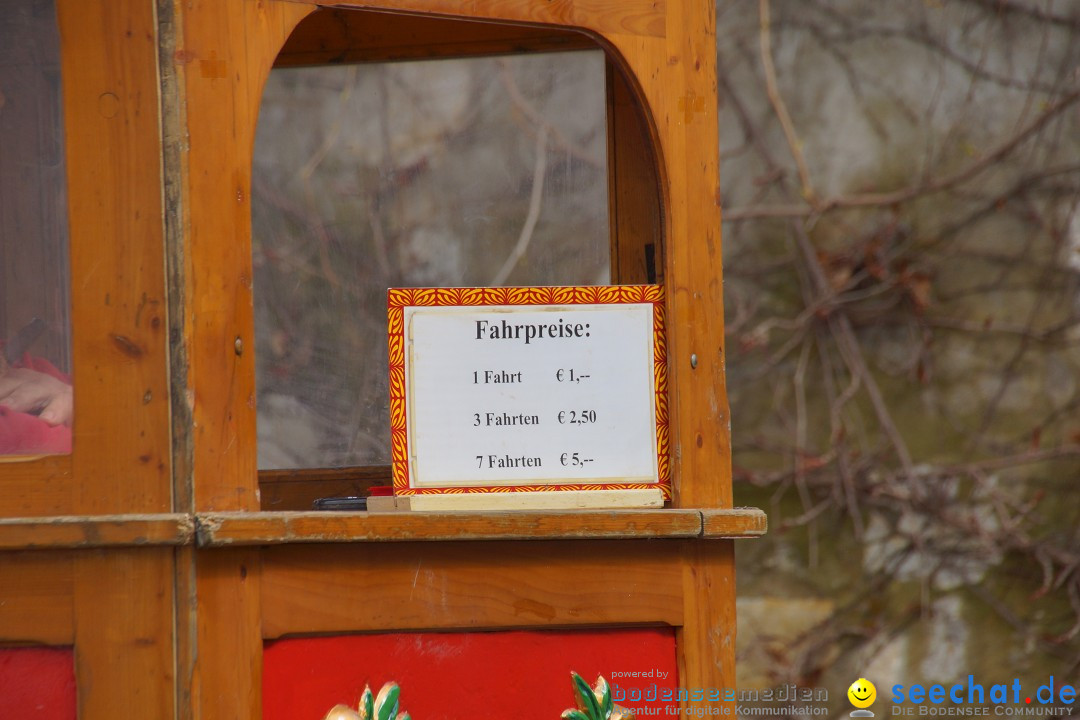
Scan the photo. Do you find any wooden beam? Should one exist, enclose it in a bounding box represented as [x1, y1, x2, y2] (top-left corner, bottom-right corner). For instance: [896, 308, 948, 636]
[178, 0, 314, 512]
[197, 508, 765, 545]
[58, 0, 173, 516]
[184, 548, 264, 720]
[677, 542, 737, 716]
[0, 514, 193, 550]
[73, 548, 176, 718]
[701, 508, 768, 538]
[275, 8, 595, 66]
[197, 509, 703, 545]
[280, 0, 666, 39]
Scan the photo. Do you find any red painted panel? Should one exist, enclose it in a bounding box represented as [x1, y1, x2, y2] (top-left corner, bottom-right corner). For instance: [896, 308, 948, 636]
[0, 647, 76, 719]
[264, 628, 678, 720]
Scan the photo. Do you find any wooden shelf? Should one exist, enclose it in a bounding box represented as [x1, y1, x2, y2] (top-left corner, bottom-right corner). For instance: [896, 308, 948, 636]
[701, 508, 769, 538]
[0, 514, 194, 550]
[0, 508, 765, 550]
[196, 508, 766, 546]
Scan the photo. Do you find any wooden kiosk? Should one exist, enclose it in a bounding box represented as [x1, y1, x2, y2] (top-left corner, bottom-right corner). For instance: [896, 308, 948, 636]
[0, 1, 765, 717]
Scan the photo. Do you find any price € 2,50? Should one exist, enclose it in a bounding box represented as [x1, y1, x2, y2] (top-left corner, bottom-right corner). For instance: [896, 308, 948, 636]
[558, 409, 597, 425]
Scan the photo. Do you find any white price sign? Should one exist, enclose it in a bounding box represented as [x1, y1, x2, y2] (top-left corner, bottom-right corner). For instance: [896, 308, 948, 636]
[387, 286, 669, 497]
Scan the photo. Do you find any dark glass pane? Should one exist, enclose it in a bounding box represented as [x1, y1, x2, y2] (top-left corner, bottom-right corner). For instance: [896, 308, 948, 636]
[0, 0, 73, 455]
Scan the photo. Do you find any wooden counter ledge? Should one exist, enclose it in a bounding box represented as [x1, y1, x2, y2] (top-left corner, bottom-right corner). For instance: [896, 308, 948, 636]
[195, 508, 767, 546]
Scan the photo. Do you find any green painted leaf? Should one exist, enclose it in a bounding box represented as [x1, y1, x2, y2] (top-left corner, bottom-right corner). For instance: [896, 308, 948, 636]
[397, 713, 411, 720]
[595, 676, 614, 719]
[562, 710, 591, 720]
[572, 672, 603, 720]
[360, 686, 375, 720]
[375, 683, 401, 720]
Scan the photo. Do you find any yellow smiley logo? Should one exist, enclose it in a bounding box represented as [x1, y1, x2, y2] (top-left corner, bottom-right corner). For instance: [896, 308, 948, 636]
[848, 678, 877, 709]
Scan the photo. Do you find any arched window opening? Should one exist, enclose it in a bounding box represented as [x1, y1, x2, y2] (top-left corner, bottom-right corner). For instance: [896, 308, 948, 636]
[251, 10, 663, 495]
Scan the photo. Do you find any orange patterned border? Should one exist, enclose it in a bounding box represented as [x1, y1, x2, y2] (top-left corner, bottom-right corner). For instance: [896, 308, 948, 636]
[387, 285, 669, 499]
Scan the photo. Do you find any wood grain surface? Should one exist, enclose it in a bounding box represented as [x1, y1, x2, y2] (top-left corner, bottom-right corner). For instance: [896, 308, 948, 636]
[261, 540, 685, 638]
[0, 551, 74, 645]
[287, 0, 666, 38]
[276, 8, 595, 66]
[58, 0, 173, 515]
[0, 514, 193, 550]
[197, 508, 764, 545]
[73, 548, 176, 718]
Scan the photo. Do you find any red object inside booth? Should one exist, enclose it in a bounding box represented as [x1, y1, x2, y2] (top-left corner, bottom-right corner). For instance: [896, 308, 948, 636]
[263, 627, 679, 720]
[0, 352, 72, 455]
